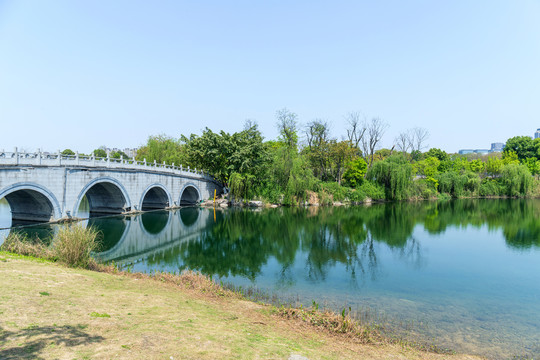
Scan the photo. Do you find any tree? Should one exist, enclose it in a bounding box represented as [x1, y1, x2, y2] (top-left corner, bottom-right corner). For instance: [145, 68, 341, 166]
[366, 155, 412, 200]
[93, 148, 107, 158]
[504, 136, 534, 162]
[425, 148, 448, 162]
[501, 163, 532, 196]
[276, 108, 298, 149]
[469, 159, 485, 174]
[111, 150, 129, 159]
[343, 157, 368, 188]
[362, 117, 388, 168]
[61, 149, 75, 156]
[304, 120, 331, 180]
[345, 112, 366, 151]
[328, 140, 356, 184]
[410, 127, 429, 154]
[136, 135, 186, 166]
[182, 123, 269, 187]
[395, 131, 412, 156]
[486, 156, 503, 176]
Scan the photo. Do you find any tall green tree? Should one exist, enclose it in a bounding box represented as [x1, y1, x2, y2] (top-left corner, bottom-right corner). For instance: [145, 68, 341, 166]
[136, 135, 187, 166]
[504, 136, 535, 162]
[366, 155, 412, 200]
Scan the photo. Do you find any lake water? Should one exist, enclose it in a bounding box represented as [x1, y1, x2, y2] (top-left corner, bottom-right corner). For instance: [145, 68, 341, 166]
[1, 198, 540, 359]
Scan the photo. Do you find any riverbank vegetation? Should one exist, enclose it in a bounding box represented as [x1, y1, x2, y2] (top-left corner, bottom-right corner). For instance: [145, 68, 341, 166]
[126, 109, 540, 205]
[1, 224, 100, 269]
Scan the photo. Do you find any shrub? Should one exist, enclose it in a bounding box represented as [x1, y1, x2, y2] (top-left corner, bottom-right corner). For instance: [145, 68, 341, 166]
[409, 179, 436, 199]
[0, 232, 53, 259]
[437, 171, 466, 198]
[52, 224, 101, 268]
[358, 181, 385, 200]
[319, 182, 347, 202]
[479, 179, 503, 197]
[501, 163, 533, 197]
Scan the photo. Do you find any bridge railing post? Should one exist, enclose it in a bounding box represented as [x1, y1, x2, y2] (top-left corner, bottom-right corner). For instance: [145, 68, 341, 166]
[58, 150, 61, 165]
[14, 147, 19, 165]
[76, 151, 79, 165]
[38, 148, 42, 165]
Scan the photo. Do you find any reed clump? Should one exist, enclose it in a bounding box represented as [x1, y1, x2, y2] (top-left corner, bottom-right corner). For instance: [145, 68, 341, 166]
[0, 232, 54, 259]
[0, 224, 101, 269]
[51, 224, 101, 268]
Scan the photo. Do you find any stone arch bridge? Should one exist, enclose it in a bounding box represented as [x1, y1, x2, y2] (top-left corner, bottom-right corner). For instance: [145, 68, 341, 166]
[0, 150, 223, 223]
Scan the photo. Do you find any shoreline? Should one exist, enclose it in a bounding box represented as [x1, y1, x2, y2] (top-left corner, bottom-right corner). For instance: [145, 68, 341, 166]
[0, 251, 485, 360]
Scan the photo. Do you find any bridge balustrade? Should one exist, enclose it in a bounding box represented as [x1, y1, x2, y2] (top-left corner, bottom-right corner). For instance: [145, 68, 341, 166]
[0, 150, 217, 182]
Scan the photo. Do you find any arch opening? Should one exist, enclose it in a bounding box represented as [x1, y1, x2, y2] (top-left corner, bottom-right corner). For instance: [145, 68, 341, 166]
[84, 182, 128, 217]
[3, 189, 55, 224]
[180, 186, 200, 206]
[142, 187, 169, 211]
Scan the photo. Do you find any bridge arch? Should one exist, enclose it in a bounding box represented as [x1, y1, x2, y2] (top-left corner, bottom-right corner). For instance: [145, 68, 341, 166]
[0, 183, 62, 223]
[139, 184, 172, 211]
[74, 177, 131, 218]
[179, 183, 201, 206]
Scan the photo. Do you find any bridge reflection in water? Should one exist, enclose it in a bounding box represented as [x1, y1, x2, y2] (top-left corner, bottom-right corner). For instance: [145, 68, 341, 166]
[94, 208, 213, 265]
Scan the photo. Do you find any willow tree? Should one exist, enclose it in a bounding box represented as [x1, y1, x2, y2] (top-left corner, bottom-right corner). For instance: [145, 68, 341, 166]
[366, 155, 412, 200]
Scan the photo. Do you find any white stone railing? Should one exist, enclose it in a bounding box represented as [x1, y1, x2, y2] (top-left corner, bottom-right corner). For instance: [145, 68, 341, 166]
[0, 148, 218, 183]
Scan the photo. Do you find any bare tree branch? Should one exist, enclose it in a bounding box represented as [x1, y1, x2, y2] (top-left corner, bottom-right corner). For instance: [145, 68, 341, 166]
[362, 117, 388, 167]
[345, 112, 367, 150]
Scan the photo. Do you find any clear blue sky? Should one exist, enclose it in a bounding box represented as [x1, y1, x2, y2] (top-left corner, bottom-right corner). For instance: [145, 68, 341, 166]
[1, 0, 539, 154]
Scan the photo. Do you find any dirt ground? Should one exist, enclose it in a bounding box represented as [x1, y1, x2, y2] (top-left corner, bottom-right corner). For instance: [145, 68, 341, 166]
[0, 253, 484, 360]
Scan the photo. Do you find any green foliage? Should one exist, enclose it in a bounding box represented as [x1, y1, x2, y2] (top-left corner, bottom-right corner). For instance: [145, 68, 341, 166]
[479, 178, 503, 197]
[366, 155, 412, 200]
[181, 124, 269, 186]
[229, 172, 256, 201]
[504, 136, 535, 162]
[276, 108, 298, 149]
[283, 155, 319, 204]
[463, 171, 481, 195]
[425, 148, 449, 162]
[502, 150, 520, 165]
[409, 179, 437, 199]
[111, 150, 129, 159]
[525, 157, 540, 175]
[318, 182, 352, 202]
[501, 163, 532, 197]
[486, 156, 503, 176]
[469, 159, 485, 173]
[137, 134, 186, 167]
[451, 156, 470, 172]
[343, 157, 367, 188]
[437, 171, 466, 198]
[61, 149, 75, 156]
[358, 181, 385, 200]
[93, 148, 107, 158]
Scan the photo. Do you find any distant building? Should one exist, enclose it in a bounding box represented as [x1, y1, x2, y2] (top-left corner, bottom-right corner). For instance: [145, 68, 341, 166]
[535, 129, 540, 139]
[490, 143, 504, 152]
[104, 147, 138, 158]
[458, 149, 490, 155]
